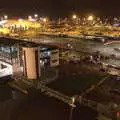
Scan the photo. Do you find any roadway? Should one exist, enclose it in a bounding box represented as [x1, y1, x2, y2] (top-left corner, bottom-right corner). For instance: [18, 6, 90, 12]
[31, 36, 120, 66]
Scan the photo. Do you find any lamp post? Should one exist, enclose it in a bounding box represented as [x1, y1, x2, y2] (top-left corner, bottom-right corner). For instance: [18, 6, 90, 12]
[72, 14, 78, 25]
[87, 15, 94, 26]
[4, 15, 8, 20]
[69, 97, 75, 120]
[34, 14, 38, 35]
[87, 15, 94, 21]
[34, 14, 38, 19]
[28, 16, 32, 20]
[72, 14, 77, 20]
[42, 17, 48, 32]
[43, 18, 47, 23]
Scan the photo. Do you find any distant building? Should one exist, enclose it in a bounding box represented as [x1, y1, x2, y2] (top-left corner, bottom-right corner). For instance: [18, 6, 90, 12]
[40, 46, 59, 67]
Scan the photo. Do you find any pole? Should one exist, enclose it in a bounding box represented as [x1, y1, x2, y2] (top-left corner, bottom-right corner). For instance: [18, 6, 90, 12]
[69, 106, 74, 120]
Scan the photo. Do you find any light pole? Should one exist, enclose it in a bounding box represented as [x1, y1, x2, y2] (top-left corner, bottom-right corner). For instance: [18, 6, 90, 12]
[72, 14, 77, 20]
[87, 15, 94, 21]
[28, 16, 32, 20]
[69, 97, 75, 120]
[34, 14, 38, 36]
[42, 17, 48, 32]
[4, 15, 8, 20]
[43, 18, 47, 23]
[87, 15, 94, 26]
[34, 14, 38, 19]
[72, 14, 78, 25]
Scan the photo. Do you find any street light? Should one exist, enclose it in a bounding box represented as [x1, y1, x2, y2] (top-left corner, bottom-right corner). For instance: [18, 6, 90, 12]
[28, 16, 32, 20]
[34, 14, 38, 18]
[43, 18, 47, 22]
[72, 97, 75, 104]
[42, 17, 48, 32]
[72, 14, 77, 19]
[18, 18, 24, 22]
[4, 15, 8, 20]
[72, 14, 79, 25]
[69, 97, 76, 120]
[28, 16, 36, 22]
[87, 15, 94, 21]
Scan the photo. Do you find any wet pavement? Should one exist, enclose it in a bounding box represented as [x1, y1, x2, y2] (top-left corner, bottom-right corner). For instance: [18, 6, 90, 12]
[0, 82, 98, 120]
[47, 63, 106, 96]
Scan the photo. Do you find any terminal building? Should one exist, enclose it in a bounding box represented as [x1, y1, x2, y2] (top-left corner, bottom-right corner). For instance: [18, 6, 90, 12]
[0, 38, 60, 80]
[40, 47, 59, 67]
[0, 45, 21, 77]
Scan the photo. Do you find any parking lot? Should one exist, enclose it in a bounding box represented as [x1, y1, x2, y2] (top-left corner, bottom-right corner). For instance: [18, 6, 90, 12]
[47, 62, 106, 96]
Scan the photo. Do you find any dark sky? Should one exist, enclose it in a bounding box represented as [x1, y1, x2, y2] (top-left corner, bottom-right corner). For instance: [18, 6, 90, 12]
[0, 0, 120, 17]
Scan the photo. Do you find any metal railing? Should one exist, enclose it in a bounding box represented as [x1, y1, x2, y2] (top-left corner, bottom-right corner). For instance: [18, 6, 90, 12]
[37, 82, 72, 105]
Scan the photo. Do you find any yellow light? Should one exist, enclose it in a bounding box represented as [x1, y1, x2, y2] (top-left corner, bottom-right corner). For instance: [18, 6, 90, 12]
[72, 14, 77, 19]
[43, 18, 47, 22]
[34, 14, 38, 18]
[72, 97, 75, 104]
[28, 16, 32, 19]
[87, 15, 94, 21]
[18, 18, 24, 22]
[4, 15, 8, 19]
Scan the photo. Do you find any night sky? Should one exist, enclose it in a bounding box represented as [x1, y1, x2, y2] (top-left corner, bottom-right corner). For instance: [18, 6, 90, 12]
[0, 0, 120, 17]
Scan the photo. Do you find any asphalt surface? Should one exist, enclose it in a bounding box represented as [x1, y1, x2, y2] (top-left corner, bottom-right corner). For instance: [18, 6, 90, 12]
[35, 36, 120, 66]
[0, 84, 98, 120]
